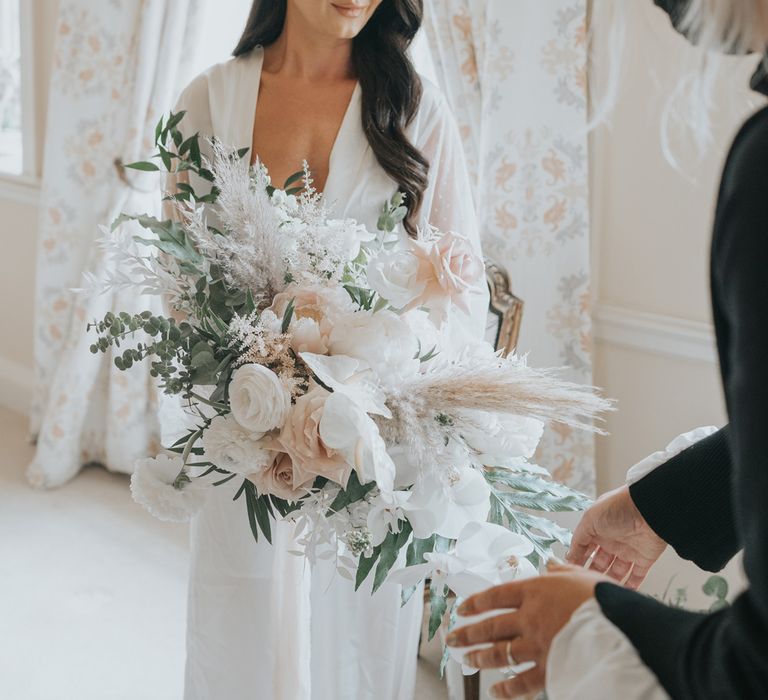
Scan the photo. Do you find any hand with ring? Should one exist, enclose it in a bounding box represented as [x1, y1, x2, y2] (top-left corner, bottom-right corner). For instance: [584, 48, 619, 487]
[446, 562, 607, 699]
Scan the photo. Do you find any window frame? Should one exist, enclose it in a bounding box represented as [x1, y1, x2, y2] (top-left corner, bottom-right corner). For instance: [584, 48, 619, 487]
[0, 0, 39, 200]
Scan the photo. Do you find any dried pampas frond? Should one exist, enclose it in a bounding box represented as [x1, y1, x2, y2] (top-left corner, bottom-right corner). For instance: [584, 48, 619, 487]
[186, 142, 287, 299]
[381, 354, 613, 449]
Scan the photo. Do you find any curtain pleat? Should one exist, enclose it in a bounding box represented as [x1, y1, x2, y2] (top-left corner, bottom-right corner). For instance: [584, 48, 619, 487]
[29, 0, 203, 488]
[423, 0, 595, 496]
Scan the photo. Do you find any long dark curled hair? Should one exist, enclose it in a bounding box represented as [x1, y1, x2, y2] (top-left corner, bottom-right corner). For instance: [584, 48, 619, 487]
[233, 0, 428, 236]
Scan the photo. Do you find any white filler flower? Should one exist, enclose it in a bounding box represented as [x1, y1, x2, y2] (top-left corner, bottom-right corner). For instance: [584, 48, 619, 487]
[229, 364, 291, 434]
[130, 454, 207, 523]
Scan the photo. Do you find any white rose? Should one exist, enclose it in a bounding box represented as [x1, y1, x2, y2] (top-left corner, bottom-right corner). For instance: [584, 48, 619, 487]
[366, 248, 425, 309]
[328, 310, 420, 383]
[201, 414, 273, 475]
[229, 364, 291, 434]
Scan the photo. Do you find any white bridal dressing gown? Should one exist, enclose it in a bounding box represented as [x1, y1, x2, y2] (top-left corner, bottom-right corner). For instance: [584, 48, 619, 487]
[174, 47, 488, 700]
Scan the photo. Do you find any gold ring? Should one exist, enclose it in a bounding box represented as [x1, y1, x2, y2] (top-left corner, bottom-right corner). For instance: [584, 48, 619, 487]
[505, 640, 516, 667]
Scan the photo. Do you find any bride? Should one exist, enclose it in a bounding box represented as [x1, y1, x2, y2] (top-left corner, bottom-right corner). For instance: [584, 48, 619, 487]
[172, 1, 488, 698]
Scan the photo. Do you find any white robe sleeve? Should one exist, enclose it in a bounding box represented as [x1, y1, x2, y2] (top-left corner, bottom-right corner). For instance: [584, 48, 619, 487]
[415, 81, 490, 343]
[546, 599, 671, 700]
[625, 426, 719, 484]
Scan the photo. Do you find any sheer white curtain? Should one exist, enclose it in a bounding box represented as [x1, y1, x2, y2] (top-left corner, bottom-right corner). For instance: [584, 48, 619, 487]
[423, 0, 596, 494]
[28, 0, 206, 488]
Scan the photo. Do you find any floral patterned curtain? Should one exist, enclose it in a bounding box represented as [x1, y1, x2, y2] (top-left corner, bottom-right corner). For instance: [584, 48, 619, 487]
[29, 0, 204, 488]
[423, 0, 595, 493]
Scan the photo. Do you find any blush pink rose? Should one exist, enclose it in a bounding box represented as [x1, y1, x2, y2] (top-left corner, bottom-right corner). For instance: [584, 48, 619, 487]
[248, 450, 312, 502]
[278, 387, 352, 488]
[407, 232, 484, 323]
[270, 284, 352, 354]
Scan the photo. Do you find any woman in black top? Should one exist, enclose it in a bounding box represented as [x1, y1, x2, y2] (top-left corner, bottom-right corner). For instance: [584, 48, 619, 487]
[446, 1, 768, 697]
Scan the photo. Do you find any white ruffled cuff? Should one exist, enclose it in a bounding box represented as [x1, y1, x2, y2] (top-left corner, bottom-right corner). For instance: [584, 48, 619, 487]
[625, 426, 719, 485]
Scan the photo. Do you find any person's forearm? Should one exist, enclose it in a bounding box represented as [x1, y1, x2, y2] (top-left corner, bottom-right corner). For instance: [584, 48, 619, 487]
[629, 427, 739, 571]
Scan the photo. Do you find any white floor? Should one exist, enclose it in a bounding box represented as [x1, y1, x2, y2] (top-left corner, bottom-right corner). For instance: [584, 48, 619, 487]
[0, 407, 447, 700]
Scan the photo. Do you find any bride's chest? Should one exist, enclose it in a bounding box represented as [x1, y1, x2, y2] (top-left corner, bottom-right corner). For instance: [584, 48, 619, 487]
[251, 78, 357, 190]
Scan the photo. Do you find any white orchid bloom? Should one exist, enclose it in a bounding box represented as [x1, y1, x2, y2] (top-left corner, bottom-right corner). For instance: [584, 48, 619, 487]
[404, 465, 491, 540]
[318, 392, 396, 495]
[388, 444, 420, 489]
[447, 521, 537, 597]
[445, 522, 538, 676]
[300, 352, 391, 418]
[366, 491, 411, 546]
[387, 521, 536, 595]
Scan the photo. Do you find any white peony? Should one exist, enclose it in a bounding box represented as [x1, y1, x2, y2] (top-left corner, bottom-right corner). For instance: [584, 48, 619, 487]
[229, 364, 291, 434]
[460, 411, 545, 465]
[366, 248, 424, 309]
[130, 454, 208, 523]
[401, 308, 444, 359]
[327, 310, 420, 384]
[201, 414, 273, 475]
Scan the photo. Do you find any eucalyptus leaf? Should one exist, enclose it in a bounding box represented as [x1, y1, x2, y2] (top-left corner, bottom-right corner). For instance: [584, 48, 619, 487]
[702, 575, 729, 601]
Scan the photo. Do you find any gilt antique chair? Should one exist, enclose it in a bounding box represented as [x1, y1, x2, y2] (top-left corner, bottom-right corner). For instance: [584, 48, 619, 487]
[420, 258, 524, 700]
[484, 259, 524, 357]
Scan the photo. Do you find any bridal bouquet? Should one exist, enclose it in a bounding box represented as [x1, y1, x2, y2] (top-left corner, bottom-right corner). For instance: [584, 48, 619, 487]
[87, 112, 609, 641]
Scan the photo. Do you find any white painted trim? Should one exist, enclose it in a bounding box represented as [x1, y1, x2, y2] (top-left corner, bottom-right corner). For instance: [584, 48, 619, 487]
[594, 304, 717, 363]
[0, 356, 34, 415]
[0, 173, 41, 205]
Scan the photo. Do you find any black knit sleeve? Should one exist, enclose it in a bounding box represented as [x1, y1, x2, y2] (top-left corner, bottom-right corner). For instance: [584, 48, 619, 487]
[629, 427, 738, 572]
[652, 0, 689, 27]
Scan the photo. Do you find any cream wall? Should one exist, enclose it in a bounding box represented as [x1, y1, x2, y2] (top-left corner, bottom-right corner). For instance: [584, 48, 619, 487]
[589, 1, 756, 599]
[590, 1, 759, 491]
